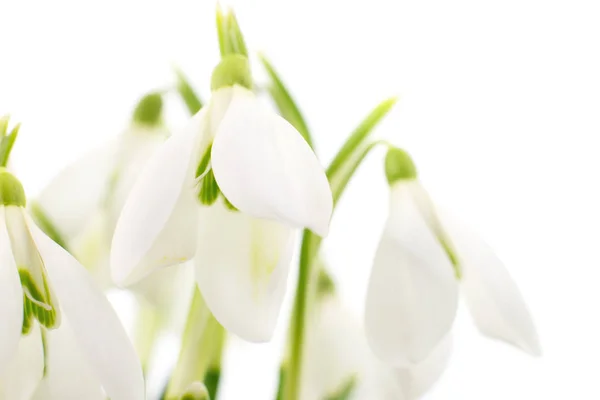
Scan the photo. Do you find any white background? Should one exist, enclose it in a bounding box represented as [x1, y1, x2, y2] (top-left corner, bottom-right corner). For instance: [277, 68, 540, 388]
[1, 0, 599, 398]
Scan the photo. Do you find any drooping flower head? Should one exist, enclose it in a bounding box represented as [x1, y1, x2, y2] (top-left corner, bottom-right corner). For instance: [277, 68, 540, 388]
[111, 53, 333, 342]
[365, 146, 540, 370]
[0, 166, 144, 399]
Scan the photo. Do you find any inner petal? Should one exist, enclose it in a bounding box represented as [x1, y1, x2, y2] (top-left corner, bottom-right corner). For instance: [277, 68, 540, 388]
[4, 206, 61, 333]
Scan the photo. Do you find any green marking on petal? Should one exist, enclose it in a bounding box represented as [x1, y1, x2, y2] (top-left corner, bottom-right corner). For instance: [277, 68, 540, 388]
[195, 144, 213, 179]
[199, 170, 219, 206]
[18, 268, 60, 332]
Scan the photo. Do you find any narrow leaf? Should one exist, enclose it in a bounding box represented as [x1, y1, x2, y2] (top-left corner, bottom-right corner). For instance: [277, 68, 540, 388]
[327, 97, 397, 179]
[0, 124, 20, 167]
[175, 68, 203, 115]
[216, 6, 231, 57]
[260, 55, 313, 149]
[227, 11, 248, 57]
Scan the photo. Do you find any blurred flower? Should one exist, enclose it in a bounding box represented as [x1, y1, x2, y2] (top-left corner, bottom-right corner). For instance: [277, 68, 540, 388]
[0, 169, 143, 400]
[365, 147, 540, 368]
[30, 93, 193, 370]
[301, 276, 450, 400]
[111, 55, 333, 343]
[32, 93, 168, 289]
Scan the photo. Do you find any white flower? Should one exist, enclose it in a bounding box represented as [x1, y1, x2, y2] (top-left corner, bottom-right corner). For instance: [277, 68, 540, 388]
[365, 148, 540, 368]
[302, 291, 450, 400]
[33, 124, 166, 288]
[111, 74, 333, 342]
[0, 170, 144, 400]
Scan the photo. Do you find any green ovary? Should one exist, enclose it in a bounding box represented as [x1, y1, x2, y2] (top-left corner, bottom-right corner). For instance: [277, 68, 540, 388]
[19, 268, 60, 334]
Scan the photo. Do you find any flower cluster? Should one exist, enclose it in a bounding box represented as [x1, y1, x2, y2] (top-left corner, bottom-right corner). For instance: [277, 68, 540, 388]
[0, 5, 539, 400]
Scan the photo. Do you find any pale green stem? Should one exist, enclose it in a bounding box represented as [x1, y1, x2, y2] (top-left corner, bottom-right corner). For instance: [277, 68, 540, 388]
[283, 98, 397, 400]
[166, 289, 224, 399]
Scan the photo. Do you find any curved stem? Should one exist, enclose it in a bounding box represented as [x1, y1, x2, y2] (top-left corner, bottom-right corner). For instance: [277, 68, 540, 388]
[283, 98, 397, 400]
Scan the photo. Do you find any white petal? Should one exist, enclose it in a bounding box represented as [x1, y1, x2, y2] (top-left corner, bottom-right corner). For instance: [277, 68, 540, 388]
[211, 86, 332, 236]
[31, 319, 105, 400]
[27, 217, 145, 400]
[301, 297, 368, 400]
[111, 111, 208, 286]
[0, 208, 24, 377]
[105, 129, 167, 226]
[365, 183, 459, 366]
[0, 324, 44, 400]
[442, 215, 541, 356]
[195, 203, 296, 342]
[394, 335, 452, 399]
[33, 142, 116, 240]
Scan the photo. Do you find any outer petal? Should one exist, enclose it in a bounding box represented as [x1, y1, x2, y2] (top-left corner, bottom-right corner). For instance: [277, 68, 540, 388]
[0, 324, 44, 400]
[27, 217, 145, 400]
[211, 86, 332, 236]
[105, 129, 167, 227]
[442, 215, 541, 356]
[31, 319, 105, 400]
[34, 142, 116, 240]
[195, 203, 296, 342]
[110, 111, 207, 286]
[0, 209, 24, 377]
[394, 335, 452, 399]
[365, 182, 459, 366]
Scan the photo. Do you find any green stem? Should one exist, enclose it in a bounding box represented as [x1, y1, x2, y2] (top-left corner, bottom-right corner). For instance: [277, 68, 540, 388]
[166, 288, 224, 399]
[283, 99, 397, 400]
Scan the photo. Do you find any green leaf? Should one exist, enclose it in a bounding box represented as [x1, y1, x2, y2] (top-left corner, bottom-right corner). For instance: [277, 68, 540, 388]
[175, 68, 203, 115]
[0, 115, 9, 137]
[327, 97, 397, 181]
[216, 6, 231, 57]
[226, 11, 248, 57]
[216, 7, 248, 58]
[259, 55, 313, 149]
[0, 123, 20, 167]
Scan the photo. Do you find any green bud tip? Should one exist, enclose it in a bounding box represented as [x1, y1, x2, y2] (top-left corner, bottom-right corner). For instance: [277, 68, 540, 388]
[132, 92, 163, 127]
[180, 382, 210, 400]
[211, 54, 252, 91]
[384, 147, 418, 184]
[0, 168, 26, 207]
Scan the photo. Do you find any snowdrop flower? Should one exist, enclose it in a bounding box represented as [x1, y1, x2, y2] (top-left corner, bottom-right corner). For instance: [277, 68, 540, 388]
[111, 55, 333, 342]
[0, 169, 144, 399]
[301, 273, 450, 400]
[365, 147, 540, 367]
[32, 93, 168, 289]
